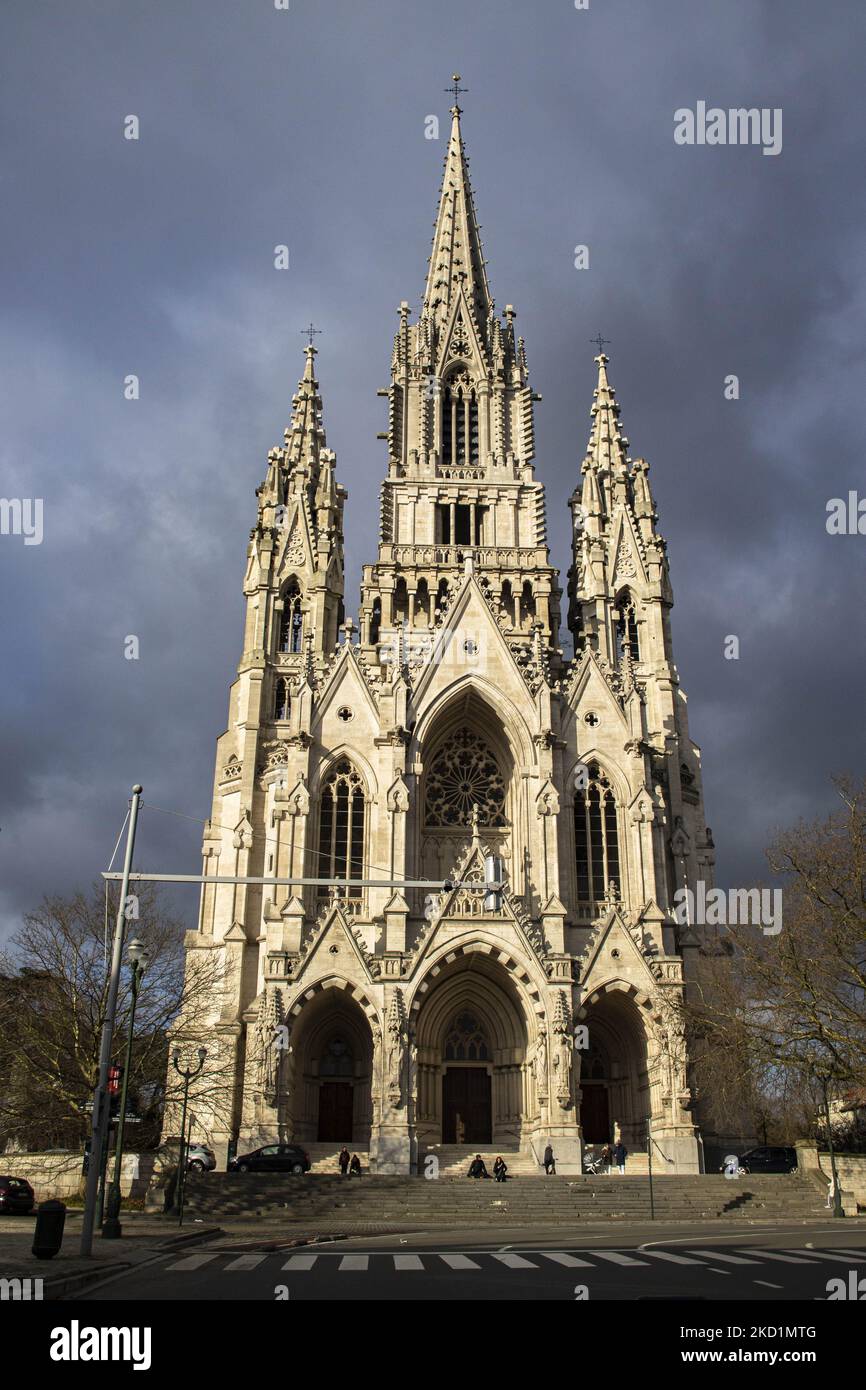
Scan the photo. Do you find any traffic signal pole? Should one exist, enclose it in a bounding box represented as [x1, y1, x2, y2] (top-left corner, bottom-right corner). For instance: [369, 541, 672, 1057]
[80, 785, 143, 1256]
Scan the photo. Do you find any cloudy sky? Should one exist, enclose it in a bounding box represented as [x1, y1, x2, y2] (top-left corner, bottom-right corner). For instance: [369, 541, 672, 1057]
[2, 0, 864, 940]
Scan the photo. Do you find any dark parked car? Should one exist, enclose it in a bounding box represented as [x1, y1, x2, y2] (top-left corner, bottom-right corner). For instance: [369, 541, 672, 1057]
[722, 1146, 798, 1175]
[0, 1176, 35, 1214]
[228, 1144, 310, 1174]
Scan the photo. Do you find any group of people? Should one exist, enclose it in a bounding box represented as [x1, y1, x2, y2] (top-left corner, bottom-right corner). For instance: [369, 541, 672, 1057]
[338, 1147, 362, 1177]
[467, 1154, 509, 1181]
[601, 1141, 628, 1174]
[467, 1140, 629, 1178]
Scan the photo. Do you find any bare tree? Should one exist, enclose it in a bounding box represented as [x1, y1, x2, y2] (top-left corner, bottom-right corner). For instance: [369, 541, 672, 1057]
[0, 882, 232, 1153]
[688, 776, 866, 1143]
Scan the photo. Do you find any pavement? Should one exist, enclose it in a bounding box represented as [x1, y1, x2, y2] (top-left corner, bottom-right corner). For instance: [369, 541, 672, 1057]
[0, 1209, 222, 1299]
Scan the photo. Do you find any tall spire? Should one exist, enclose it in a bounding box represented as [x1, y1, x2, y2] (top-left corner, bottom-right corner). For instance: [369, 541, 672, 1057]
[284, 343, 327, 476]
[586, 351, 629, 475]
[423, 98, 492, 332]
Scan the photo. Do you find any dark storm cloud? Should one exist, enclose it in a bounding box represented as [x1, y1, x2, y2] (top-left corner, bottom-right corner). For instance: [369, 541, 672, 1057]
[1, 0, 864, 935]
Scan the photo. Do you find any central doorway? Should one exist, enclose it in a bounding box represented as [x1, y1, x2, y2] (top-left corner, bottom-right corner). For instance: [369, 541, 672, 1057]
[442, 1068, 492, 1143]
[318, 1082, 354, 1141]
[580, 1083, 611, 1143]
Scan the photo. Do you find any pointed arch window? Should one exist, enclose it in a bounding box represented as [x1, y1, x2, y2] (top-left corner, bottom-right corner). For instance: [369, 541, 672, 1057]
[444, 1011, 489, 1062]
[574, 763, 620, 908]
[442, 372, 479, 467]
[278, 581, 303, 654]
[615, 592, 640, 664]
[274, 677, 290, 721]
[369, 597, 382, 645]
[317, 759, 366, 895]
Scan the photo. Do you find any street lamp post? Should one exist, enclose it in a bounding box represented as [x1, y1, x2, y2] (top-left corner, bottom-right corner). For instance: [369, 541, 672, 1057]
[819, 1072, 844, 1219]
[173, 1047, 206, 1226]
[102, 937, 149, 1240]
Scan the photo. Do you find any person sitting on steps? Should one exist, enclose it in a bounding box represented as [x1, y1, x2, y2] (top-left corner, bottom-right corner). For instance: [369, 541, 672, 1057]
[467, 1154, 489, 1178]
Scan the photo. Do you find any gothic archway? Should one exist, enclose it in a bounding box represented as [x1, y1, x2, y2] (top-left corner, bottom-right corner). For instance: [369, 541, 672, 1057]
[413, 953, 535, 1148]
[418, 688, 516, 885]
[286, 990, 374, 1147]
[579, 989, 651, 1151]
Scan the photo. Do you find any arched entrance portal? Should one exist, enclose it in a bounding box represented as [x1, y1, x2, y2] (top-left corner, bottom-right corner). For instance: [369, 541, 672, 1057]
[414, 954, 534, 1149]
[288, 991, 373, 1147]
[579, 990, 651, 1150]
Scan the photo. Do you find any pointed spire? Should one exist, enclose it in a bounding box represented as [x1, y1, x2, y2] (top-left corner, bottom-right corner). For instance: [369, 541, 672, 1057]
[284, 343, 327, 475]
[586, 352, 629, 475]
[423, 104, 492, 331]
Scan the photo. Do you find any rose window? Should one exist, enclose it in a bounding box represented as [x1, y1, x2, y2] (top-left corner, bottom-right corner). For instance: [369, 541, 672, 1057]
[424, 728, 507, 827]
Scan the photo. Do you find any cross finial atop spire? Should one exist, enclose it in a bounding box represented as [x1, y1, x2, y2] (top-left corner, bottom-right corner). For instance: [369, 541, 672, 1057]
[300, 322, 322, 349]
[591, 333, 610, 355]
[445, 72, 467, 112]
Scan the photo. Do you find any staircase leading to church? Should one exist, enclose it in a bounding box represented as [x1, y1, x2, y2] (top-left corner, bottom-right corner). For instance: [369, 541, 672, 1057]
[420, 1145, 539, 1177]
[183, 1171, 828, 1225]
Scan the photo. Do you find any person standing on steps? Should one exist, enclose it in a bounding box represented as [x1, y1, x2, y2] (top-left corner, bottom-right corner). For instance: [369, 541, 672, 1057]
[338, 1146, 350, 1176]
[613, 1140, 627, 1174]
[543, 1142, 556, 1175]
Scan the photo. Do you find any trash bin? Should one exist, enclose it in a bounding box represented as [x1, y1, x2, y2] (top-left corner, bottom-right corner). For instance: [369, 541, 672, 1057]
[32, 1199, 66, 1260]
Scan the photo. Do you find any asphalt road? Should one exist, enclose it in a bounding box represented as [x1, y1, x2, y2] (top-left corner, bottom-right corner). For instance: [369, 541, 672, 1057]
[75, 1224, 866, 1302]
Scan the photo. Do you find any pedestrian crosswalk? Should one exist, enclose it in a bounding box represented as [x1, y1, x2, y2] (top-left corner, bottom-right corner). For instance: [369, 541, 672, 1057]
[164, 1246, 866, 1276]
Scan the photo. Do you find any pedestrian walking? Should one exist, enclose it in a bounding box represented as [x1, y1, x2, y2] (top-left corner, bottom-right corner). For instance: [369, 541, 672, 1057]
[543, 1142, 556, 1175]
[613, 1140, 627, 1174]
[338, 1146, 350, 1176]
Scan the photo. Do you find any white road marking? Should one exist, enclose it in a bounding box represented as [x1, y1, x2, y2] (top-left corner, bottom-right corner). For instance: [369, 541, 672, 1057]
[590, 1250, 649, 1266]
[797, 1250, 866, 1265]
[281, 1254, 318, 1270]
[440, 1254, 481, 1270]
[541, 1252, 595, 1268]
[338, 1255, 369, 1271]
[224, 1253, 267, 1271]
[393, 1255, 424, 1270]
[740, 1249, 818, 1265]
[491, 1252, 538, 1269]
[690, 1250, 760, 1265]
[165, 1252, 220, 1271]
[753, 1280, 783, 1289]
[641, 1250, 704, 1265]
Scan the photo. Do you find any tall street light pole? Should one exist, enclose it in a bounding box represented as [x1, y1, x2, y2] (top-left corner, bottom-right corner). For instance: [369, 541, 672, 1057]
[173, 1047, 206, 1227]
[102, 937, 149, 1240]
[80, 785, 143, 1257]
[820, 1072, 844, 1218]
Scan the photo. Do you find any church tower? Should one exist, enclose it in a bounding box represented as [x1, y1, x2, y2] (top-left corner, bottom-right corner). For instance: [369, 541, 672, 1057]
[177, 93, 716, 1177]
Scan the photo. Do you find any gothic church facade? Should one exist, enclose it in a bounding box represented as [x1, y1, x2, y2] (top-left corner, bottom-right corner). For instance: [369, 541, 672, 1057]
[183, 102, 715, 1174]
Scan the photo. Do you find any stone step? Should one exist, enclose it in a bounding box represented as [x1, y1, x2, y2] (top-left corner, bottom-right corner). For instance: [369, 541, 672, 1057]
[184, 1171, 826, 1223]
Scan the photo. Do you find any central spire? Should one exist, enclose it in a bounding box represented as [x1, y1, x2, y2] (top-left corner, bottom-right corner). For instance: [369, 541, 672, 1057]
[422, 96, 492, 332]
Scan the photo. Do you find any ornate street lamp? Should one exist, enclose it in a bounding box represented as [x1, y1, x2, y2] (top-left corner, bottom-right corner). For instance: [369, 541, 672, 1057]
[173, 1046, 206, 1226]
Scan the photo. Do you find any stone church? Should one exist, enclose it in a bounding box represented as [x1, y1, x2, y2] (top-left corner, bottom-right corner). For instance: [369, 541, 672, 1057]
[182, 100, 716, 1175]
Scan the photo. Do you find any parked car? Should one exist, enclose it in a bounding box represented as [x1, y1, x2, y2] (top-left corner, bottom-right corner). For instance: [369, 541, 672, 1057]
[0, 1176, 35, 1214]
[720, 1146, 798, 1175]
[186, 1143, 216, 1173]
[228, 1144, 310, 1174]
